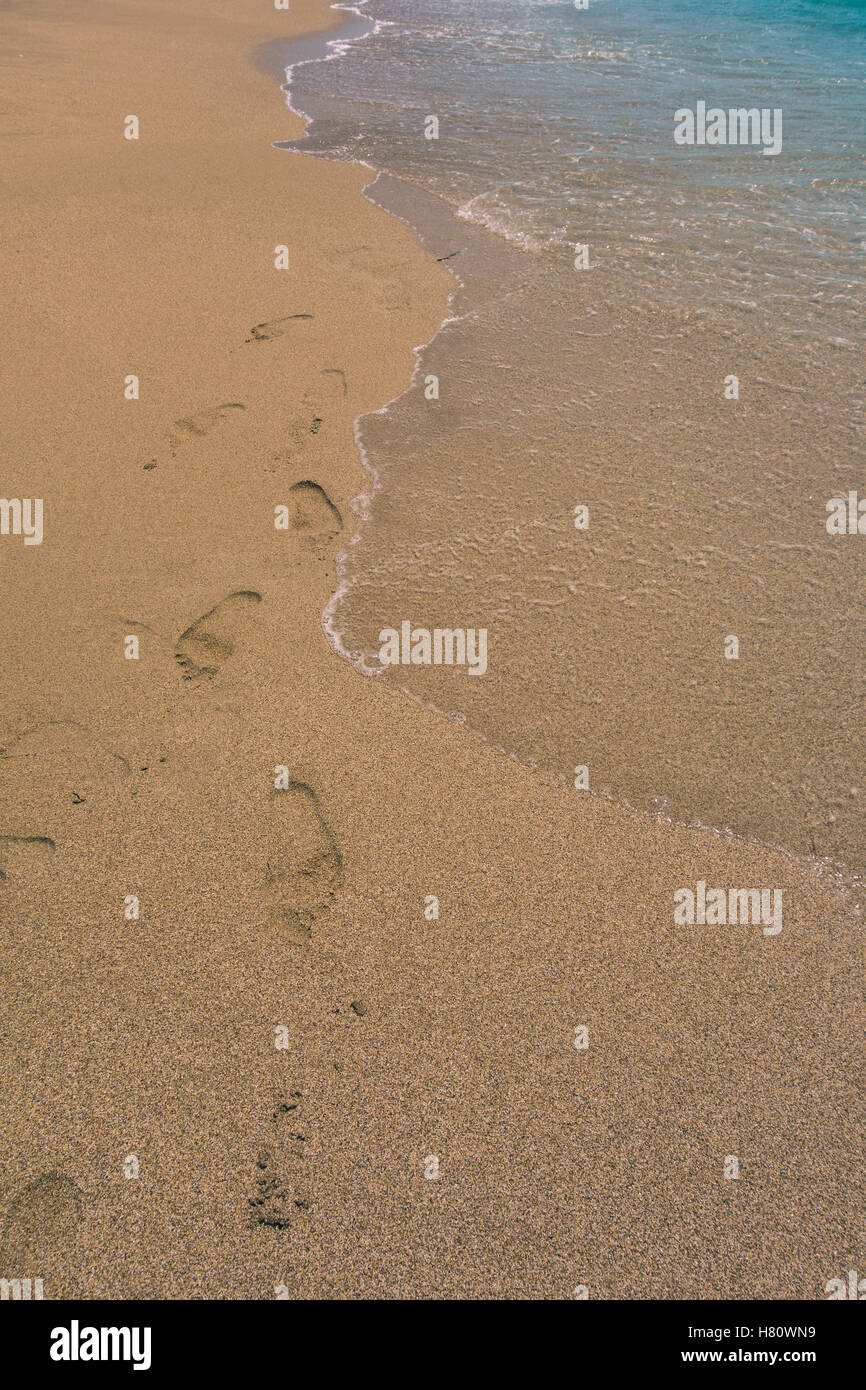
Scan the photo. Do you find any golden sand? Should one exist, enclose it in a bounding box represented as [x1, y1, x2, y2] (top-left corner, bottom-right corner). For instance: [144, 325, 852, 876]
[0, 0, 861, 1298]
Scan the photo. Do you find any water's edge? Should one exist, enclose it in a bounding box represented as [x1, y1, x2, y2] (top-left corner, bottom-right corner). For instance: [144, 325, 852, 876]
[258, 1, 863, 917]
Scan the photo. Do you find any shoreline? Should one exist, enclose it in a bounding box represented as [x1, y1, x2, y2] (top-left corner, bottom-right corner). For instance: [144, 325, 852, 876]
[269, 3, 865, 913]
[0, 0, 862, 1300]
[252, 2, 375, 87]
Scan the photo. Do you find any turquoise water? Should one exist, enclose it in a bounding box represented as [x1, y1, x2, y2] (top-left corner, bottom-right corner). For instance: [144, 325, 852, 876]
[287, 0, 865, 313]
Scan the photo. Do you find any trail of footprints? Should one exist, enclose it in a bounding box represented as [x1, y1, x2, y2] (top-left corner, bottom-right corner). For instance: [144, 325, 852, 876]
[172, 493, 341, 687]
[1, 322, 352, 1284]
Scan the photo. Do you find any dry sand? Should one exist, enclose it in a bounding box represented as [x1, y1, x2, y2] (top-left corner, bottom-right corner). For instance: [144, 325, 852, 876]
[0, 0, 862, 1299]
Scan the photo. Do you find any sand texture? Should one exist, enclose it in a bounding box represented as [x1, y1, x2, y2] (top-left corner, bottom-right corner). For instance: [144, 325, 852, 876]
[0, 0, 862, 1299]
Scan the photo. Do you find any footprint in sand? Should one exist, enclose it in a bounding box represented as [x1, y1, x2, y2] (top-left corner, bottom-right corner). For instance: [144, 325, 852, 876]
[321, 367, 348, 399]
[276, 411, 328, 456]
[174, 591, 262, 684]
[247, 1149, 310, 1229]
[173, 403, 246, 439]
[288, 481, 343, 545]
[247, 1091, 311, 1229]
[0, 834, 55, 885]
[0, 1173, 83, 1297]
[248, 314, 313, 342]
[0, 720, 130, 806]
[271, 1091, 308, 1171]
[264, 781, 342, 943]
[270, 1089, 303, 1131]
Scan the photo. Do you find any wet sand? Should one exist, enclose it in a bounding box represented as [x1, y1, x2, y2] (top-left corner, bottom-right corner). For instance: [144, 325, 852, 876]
[0, 0, 862, 1299]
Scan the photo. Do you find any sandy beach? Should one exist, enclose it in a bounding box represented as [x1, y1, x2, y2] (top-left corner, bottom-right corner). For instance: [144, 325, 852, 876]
[0, 0, 862, 1299]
